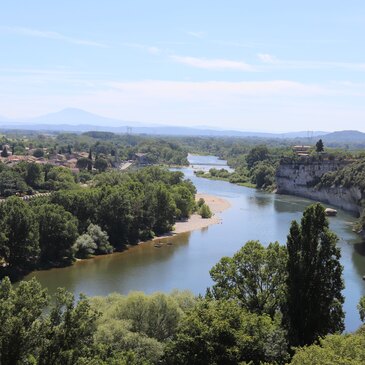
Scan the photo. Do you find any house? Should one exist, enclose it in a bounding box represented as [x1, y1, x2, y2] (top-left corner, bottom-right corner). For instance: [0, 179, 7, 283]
[292, 145, 312, 156]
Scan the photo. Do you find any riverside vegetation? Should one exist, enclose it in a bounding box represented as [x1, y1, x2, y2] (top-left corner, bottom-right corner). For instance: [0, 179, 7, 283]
[0, 167, 202, 279]
[1, 204, 365, 364]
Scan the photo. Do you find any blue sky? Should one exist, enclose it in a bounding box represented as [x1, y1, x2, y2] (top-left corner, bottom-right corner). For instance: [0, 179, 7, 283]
[1, 1, 365, 131]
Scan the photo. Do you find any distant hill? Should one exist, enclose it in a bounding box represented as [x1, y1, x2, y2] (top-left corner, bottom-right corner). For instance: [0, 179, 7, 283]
[320, 130, 365, 144]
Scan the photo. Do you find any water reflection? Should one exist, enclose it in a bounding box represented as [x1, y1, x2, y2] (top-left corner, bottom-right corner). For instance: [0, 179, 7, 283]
[247, 195, 273, 208]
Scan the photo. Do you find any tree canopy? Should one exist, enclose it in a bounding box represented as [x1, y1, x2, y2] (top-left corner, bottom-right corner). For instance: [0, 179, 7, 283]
[209, 240, 287, 318]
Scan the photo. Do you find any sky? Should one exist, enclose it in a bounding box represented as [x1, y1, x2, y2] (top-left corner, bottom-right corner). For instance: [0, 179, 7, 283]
[1, 1, 365, 132]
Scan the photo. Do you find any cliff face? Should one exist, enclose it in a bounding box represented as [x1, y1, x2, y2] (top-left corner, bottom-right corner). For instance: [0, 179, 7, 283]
[276, 159, 362, 215]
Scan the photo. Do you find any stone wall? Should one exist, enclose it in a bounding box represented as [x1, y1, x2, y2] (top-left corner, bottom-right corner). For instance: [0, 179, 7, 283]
[276, 158, 362, 215]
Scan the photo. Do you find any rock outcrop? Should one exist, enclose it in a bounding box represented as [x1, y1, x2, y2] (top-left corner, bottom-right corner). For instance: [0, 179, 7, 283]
[276, 157, 362, 215]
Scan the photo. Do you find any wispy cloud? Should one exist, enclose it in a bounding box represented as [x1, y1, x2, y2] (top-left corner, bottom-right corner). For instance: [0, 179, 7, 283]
[120, 42, 161, 55]
[257, 53, 278, 64]
[1, 26, 107, 47]
[257, 53, 365, 71]
[186, 31, 206, 39]
[170, 55, 255, 71]
[107, 80, 328, 98]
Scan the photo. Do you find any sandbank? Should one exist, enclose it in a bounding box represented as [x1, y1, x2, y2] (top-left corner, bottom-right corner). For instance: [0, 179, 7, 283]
[155, 193, 231, 240]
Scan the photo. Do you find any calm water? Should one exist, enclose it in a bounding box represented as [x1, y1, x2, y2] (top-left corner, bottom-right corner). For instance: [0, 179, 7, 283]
[25, 155, 365, 331]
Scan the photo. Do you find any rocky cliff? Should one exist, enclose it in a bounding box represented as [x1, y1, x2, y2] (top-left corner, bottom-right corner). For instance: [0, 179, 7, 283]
[276, 158, 362, 215]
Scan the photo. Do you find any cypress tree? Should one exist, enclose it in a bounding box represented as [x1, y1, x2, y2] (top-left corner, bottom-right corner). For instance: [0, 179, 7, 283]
[316, 139, 324, 152]
[285, 203, 344, 346]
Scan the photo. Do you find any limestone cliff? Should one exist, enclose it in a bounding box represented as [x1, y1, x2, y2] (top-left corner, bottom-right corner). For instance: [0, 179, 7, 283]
[276, 157, 362, 215]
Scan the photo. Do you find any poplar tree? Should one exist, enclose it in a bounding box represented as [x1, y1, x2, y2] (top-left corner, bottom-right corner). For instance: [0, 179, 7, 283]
[285, 203, 344, 346]
[316, 139, 324, 152]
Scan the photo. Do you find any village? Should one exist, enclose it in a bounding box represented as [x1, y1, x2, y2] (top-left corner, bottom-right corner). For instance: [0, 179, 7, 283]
[0, 143, 150, 173]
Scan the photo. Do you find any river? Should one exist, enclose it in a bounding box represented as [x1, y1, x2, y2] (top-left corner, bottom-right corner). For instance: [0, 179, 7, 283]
[25, 155, 365, 332]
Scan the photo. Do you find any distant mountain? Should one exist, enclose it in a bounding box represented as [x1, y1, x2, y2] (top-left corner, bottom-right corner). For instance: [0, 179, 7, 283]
[0, 107, 349, 139]
[320, 130, 365, 144]
[22, 108, 148, 127]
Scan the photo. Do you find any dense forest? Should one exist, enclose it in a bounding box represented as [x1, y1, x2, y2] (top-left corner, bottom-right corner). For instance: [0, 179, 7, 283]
[0, 167, 200, 279]
[1, 204, 365, 364]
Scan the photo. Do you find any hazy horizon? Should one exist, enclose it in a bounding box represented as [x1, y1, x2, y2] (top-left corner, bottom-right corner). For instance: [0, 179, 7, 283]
[1, 1, 365, 132]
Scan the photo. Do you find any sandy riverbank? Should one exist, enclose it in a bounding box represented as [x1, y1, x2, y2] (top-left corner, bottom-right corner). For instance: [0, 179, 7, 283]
[154, 193, 231, 240]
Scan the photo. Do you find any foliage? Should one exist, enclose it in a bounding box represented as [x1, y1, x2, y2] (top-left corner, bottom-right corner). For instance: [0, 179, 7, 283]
[246, 145, 270, 169]
[289, 333, 365, 365]
[76, 157, 92, 170]
[196, 197, 205, 207]
[86, 224, 113, 254]
[44, 166, 77, 191]
[34, 203, 79, 265]
[250, 161, 276, 189]
[164, 298, 289, 365]
[73, 234, 97, 258]
[37, 289, 100, 365]
[1, 146, 9, 157]
[172, 185, 195, 219]
[358, 296, 365, 322]
[0, 277, 100, 365]
[0, 197, 39, 271]
[91, 291, 196, 364]
[316, 139, 324, 152]
[33, 148, 44, 158]
[94, 158, 108, 172]
[0, 277, 48, 365]
[285, 203, 344, 346]
[209, 240, 287, 317]
[198, 203, 212, 218]
[318, 159, 365, 193]
[0, 169, 28, 196]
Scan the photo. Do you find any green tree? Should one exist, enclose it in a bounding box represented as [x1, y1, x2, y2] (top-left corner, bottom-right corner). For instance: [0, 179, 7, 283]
[1, 146, 9, 157]
[0, 277, 101, 365]
[246, 145, 270, 169]
[0, 277, 48, 365]
[0, 170, 28, 197]
[285, 203, 344, 346]
[35, 203, 79, 265]
[199, 203, 212, 218]
[88, 148, 93, 171]
[289, 333, 365, 365]
[164, 299, 288, 365]
[25, 162, 43, 188]
[33, 148, 44, 158]
[250, 161, 276, 189]
[144, 183, 176, 235]
[173, 185, 195, 219]
[0, 197, 39, 271]
[76, 157, 92, 170]
[44, 166, 76, 191]
[316, 139, 324, 152]
[98, 186, 134, 247]
[86, 223, 113, 254]
[358, 296, 365, 322]
[51, 189, 100, 233]
[94, 158, 108, 172]
[209, 240, 287, 317]
[73, 234, 97, 258]
[38, 289, 100, 365]
[91, 291, 195, 364]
